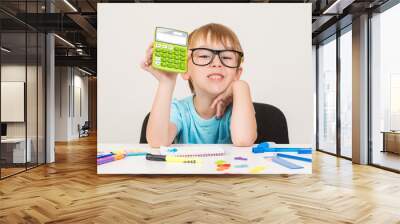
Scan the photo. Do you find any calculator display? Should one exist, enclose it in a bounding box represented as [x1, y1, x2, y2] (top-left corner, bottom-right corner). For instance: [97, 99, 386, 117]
[152, 27, 188, 73]
[155, 28, 188, 46]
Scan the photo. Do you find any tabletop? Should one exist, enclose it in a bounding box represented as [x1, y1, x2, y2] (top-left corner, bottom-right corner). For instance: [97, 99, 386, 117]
[97, 144, 313, 174]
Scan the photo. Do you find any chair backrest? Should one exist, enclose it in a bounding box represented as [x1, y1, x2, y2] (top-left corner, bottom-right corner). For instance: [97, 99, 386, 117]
[253, 103, 289, 144]
[139, 102, 289, 144]
[140, 114, 150, 144]
[82, 121, 90, 129]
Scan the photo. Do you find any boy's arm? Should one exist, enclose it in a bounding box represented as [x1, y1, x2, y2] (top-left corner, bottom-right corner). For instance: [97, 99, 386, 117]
[146, 82, 178, 148]
[230, 80, 257, 146]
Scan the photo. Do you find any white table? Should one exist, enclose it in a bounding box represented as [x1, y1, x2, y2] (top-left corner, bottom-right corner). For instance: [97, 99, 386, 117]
[97, 144, 312, 174]
[1, 138, 32, 163]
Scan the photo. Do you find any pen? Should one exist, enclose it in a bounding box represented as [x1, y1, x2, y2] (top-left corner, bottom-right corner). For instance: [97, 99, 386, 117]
[145, 153, 201, 163]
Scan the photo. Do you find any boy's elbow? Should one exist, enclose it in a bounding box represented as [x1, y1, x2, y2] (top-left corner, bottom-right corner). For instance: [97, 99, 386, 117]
[147, 140, 172, 148]
[232, 133, 257, 147]
[146, 135, 172, 148]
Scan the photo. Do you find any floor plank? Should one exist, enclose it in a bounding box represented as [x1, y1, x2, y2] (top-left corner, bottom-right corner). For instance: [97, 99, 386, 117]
[1, 134, 400, 223]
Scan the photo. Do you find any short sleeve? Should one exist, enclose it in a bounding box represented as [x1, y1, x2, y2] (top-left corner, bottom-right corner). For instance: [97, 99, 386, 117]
[170, 99, 183, 134]
[225, 104, 233, 129]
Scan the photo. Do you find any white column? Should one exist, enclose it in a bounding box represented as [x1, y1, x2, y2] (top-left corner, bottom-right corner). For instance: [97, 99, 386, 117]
[45, 1, 55, 163]
[352, 14, 369, 164]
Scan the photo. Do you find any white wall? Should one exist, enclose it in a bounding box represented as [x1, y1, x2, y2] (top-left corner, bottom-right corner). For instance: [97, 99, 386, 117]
[98, 3, 313, 145]
[55, 67, 89, 141]
[1, 64, 46, 163]
[1, 65, 39, 138]
[72, 72, 89, 138]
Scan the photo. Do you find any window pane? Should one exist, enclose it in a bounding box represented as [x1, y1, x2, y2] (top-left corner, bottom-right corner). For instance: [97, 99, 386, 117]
[340, 29, 352, 158]
[371, 3, 400, 171]
[318, 37, 337, 154]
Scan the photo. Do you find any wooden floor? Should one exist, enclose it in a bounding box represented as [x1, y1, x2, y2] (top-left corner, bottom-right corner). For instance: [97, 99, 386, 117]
[373, 150, 400, 171]
[1, 135, 400, 223]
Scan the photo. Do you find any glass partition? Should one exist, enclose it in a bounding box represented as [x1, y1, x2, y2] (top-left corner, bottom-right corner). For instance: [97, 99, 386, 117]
[371, 3, 400, 171]
[318, 36, 337, 154]
[0, 1, 46, 179]
[339, 28, 352, 158]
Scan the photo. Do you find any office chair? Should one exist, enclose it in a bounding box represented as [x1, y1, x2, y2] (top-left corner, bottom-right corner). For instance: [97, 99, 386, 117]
[139, 102, 289, 144]
[79, 121, 90, 138]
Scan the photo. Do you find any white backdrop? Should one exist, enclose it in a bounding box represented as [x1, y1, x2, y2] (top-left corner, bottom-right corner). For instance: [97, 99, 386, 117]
[98, 3, 313, 145]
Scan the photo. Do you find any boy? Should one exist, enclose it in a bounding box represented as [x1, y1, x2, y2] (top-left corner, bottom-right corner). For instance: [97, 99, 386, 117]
[140, 23, 257, 147]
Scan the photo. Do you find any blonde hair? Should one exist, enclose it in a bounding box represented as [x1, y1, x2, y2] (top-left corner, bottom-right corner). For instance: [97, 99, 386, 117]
[187, 23, 244, 93]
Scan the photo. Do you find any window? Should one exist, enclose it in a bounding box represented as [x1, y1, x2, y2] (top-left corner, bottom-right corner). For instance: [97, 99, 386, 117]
[318, 36, 337, 154]
[371, 2, 400, 171]
[339, 28, 352, 158]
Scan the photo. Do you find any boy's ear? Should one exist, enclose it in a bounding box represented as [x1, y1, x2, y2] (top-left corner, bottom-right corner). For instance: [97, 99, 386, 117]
[234, 67, 243, 81]
[182, 71, 190, 80]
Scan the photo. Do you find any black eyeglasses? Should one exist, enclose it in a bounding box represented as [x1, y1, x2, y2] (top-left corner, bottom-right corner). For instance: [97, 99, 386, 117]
[189, 48, 244, 68]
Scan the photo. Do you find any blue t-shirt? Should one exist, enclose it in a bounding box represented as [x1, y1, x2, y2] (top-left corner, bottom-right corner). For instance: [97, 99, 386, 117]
[170, 96, 232, 144]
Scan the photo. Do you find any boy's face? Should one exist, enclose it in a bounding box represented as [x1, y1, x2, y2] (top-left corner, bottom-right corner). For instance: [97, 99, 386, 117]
[182, 37, 243, 97]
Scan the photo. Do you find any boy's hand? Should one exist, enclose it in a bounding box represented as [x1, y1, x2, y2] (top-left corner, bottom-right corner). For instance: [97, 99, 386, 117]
[210, 82, 234, 119]
[211, 80, 250, 119]
[140, 43, 178, 85]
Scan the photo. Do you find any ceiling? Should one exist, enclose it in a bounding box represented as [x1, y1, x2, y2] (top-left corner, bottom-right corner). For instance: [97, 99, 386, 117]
[0, 0, 392, 75]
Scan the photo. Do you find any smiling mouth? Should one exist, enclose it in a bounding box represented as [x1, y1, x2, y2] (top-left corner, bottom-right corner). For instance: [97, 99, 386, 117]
[207, 73, 224, 80]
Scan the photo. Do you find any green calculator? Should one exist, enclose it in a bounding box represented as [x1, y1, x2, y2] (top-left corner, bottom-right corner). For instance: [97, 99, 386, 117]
[152, 27, 188, 73]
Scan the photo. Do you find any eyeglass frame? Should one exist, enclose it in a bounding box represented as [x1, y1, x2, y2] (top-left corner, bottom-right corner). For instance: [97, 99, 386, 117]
[189, 47, 244, 68]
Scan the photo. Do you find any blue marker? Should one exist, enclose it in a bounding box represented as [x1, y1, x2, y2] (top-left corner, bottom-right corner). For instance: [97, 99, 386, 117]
[276, 153, 312, 162]
[259, 148, 312, 154]
[252, 142, 312, 154]
[97, 153, 113, 159]
[126, 152, 147, 156]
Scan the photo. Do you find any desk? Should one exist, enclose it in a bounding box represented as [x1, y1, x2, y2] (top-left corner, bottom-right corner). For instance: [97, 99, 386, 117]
[1, 138, 31, 163]
[97, 144, 312, 174]
[382, 131, 400, 154]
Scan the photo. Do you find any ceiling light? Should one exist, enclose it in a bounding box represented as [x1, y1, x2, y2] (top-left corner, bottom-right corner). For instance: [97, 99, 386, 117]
[323, 0, 354, 15]
[54, 34, 75, 48]
[78, 67, 93, 76]
[63, 0, 78, 12]
[1, 47, 11, 53]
